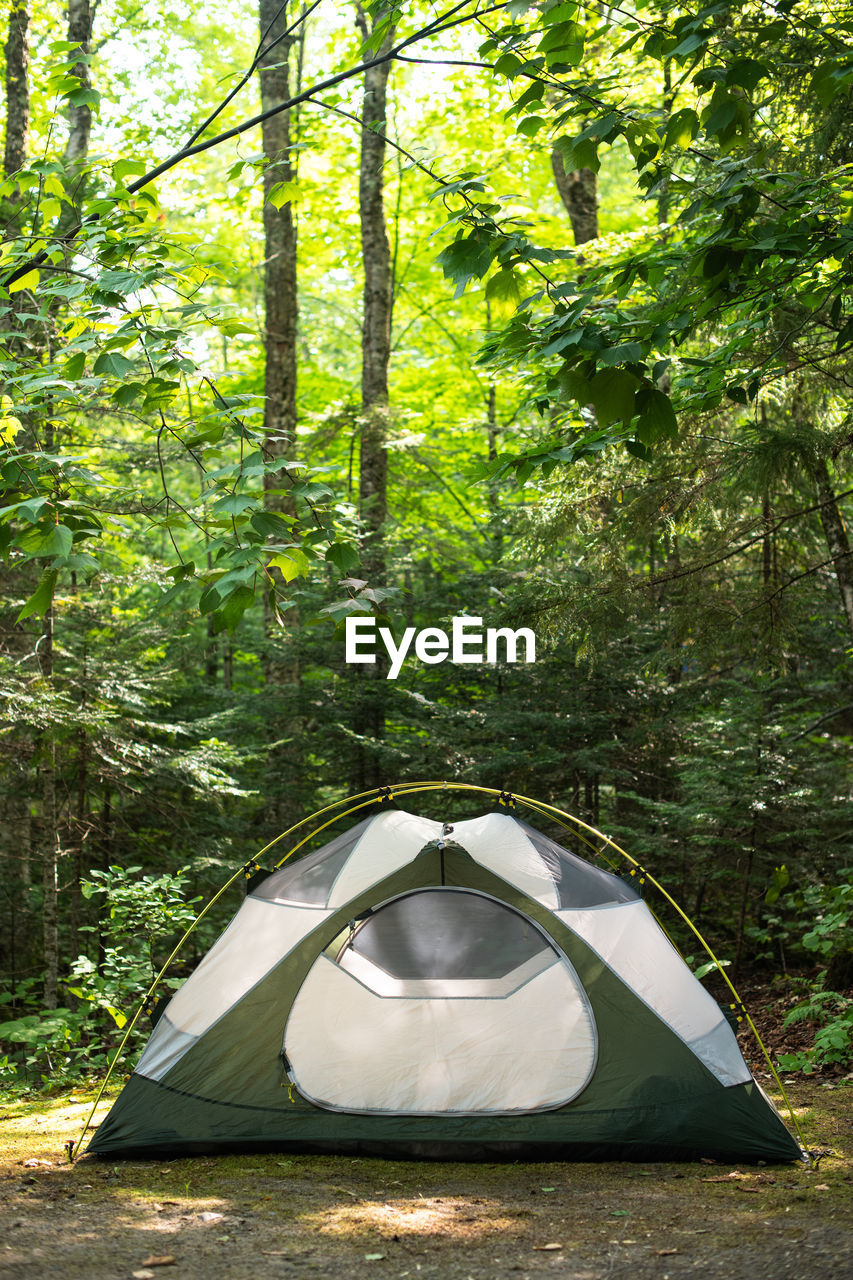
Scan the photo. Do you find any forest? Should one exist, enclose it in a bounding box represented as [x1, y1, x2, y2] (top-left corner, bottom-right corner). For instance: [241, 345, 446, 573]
[0, 0, 851, 1087]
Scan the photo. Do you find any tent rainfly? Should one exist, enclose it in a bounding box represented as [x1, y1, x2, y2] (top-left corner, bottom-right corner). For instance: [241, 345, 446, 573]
[88, 805, 804, 1162]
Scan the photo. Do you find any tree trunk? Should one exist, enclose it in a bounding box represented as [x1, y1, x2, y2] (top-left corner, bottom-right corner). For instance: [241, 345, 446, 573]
[813, 454, 853, 644]
[658, 60, 673, 225]
[64, 0, 93, 169]
[550, 150, 598, 246]
[485, 301, 502, 565]
[3, 0, 29, 177]
[350, 8, 395, 794]
[358, 21, 394, 581]
[258, 0, 302, 830]
[258, 0, 298, 493]
[39, 603, 59, 1009]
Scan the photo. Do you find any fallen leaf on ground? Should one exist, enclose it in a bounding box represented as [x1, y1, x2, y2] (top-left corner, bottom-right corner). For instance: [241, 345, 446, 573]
[140, 1257, 176, 1267]
[132, 1271, 155, 1280]
[814, 1184, 830, 1191]
[655, 1249, 679, 1256]
[364, 1253, 386, 1261]
[533, 1243, 562, 1251]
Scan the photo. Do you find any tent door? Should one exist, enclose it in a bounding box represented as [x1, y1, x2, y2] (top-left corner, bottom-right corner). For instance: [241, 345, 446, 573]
[282, 887, 598, 1115]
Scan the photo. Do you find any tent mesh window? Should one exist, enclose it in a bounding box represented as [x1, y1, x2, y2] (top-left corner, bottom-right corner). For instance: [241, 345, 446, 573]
[518, 821, 640, 908]
[340, 888, 557, 979]
[251, 818, 374, 905]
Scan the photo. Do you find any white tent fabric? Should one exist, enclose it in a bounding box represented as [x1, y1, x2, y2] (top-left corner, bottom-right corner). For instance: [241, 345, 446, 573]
[284, 952, 597, 1113]
[450, 812, 561, 908]
[165, 898, 333, 1038]
[327, 810, 441, 908]
[556, 902, 751, 1087]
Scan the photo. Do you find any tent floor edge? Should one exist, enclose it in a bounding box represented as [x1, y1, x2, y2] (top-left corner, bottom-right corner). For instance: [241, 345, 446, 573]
[86, 1073, 804, 1165]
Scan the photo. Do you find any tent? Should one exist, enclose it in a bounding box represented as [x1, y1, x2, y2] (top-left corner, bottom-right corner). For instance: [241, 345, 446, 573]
[87, 802, 804, 1162]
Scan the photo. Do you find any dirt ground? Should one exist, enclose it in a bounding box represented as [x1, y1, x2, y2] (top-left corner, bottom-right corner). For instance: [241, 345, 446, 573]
[0, 1076, 851, 1280]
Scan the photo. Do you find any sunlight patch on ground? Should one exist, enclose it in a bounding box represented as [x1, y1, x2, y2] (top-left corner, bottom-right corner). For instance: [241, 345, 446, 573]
[0, 1095, 115, 1167]
[308, 1195, 524, 1240]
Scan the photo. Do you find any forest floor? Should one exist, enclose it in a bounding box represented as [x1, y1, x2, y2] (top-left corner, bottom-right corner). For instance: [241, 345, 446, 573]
[1, 1078, 851, 1280]
[1, 985, 852, 1280]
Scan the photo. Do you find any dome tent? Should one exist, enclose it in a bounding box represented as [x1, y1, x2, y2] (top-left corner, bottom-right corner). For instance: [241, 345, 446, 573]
[84, 786, 804, 1163]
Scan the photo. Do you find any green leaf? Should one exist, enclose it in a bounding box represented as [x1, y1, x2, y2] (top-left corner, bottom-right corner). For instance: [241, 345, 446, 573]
[216, 584, 256, 634]
[625, 439, 653, 462]
[517, 115, 545, 137]
[16, 522, 74, 559]
[112, 158, 146, 183]
[93, 350, 135, 378]
[325, 541, 360, 574]
[598, 342, 644, 368]
[664, 108, 699, 151]
[484, 267, 522, 312]
[671, 29, 710, 59]
[726, 57, 769, 93]
[63, 351, 86, 379]
[68, 86, 100, 109]
[251, 511, 294, 538]
[270, 549, 310, 582]
[112, 381, 146, 407]
[634, 387, 677, 441]
[268, 180, 299, 209]
[542, 2, 578, 25]
[702, 246, 730, 279]
[588, 370, 637, 425]
[212, 493, 256, 517]
[539, 21, 584, 63]
[16, 567, 58, 622]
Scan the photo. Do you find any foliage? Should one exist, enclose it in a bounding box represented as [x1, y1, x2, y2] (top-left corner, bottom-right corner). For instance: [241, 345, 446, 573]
[0, 862, 202, 1087]
[778, 989, 853, 1074]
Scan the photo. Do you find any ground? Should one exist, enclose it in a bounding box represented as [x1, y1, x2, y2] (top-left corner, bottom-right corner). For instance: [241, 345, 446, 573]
[0, 1074, 851, 1280]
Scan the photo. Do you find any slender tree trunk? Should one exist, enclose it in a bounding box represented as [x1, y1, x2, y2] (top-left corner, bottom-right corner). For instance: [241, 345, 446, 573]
[64, 0, 93, 170]
[3, 0, 29, 177]
[351, 7, 394, 793]
[39, 603, 59, 1009]
[550, 150, 598, 246]
[484, 301, 502, 565]
[658, 60, 673, 225]
[358, 18, 394, 580]
[813, 454, 853, 644]
[259, 0, 298, 493]
[258, 0, 302, 829]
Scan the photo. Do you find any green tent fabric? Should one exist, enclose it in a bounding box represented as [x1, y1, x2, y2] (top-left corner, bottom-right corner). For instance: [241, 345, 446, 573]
[88, 809, 803, 1162]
